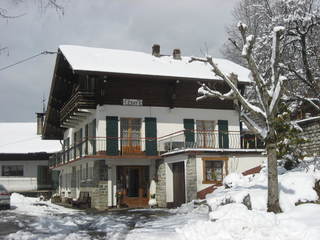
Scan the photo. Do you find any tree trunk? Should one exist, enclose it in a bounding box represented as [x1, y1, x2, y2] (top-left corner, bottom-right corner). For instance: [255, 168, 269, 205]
[266, 136, 282, 213]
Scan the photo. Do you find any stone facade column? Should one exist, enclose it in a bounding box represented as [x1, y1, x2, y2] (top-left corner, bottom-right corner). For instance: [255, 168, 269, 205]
[155, 159, 167, 207]
[186, 154, 197, 202]
[90, 160, 109, 210]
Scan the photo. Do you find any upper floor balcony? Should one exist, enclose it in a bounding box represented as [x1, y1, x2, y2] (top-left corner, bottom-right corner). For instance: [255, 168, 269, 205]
[60, 91, 96, 127]
[49, 130, 264, 168]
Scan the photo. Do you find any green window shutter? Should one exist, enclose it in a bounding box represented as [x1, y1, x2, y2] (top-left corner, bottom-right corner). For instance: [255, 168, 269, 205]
[73, 132, 76, 160]
[145, 117, 157, 156]
[184, 119, 195, 148]
[218, 120, 229, 148]
[51, 170, 60, 190]
[79, 129, 83, 157]
[37, 166, 49, 190]
[106, 116, 118, 155]
[92, 119, 96, 155]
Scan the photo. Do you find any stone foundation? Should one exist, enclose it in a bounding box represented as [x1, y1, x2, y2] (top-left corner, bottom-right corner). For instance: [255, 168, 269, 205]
[91, 181, 108, 210]
[155, 159, 166, 207]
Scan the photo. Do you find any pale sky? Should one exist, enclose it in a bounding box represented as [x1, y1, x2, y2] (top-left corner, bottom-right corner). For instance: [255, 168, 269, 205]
[0, 0, 238, 122]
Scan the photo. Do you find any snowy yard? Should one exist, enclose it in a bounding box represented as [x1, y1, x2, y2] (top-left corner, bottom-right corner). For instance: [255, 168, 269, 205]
[0, 194, 208, 240]
[1, 164, 320, 240]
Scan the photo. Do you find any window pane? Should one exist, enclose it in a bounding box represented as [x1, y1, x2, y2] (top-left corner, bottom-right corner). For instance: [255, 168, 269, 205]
[204, 160, 223, 182]
[196, 120, 216, 148]
[2, 165, 24, 176]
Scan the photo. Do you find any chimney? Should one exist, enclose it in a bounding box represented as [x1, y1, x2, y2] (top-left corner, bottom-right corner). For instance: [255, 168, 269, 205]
[172, 48, 181, 60]
[152, 44, 160, 57]
[36, 112, 45, 135]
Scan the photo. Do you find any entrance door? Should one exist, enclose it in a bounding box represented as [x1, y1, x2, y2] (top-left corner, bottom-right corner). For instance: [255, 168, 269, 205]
[117, 166, 149, 207]
[172, 162, 186, 207]
[127, 168, 139, 197]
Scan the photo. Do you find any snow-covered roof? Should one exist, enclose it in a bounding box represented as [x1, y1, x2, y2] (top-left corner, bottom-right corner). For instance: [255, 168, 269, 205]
[59, 45, 251, 83]
[0, 123, 60, 153]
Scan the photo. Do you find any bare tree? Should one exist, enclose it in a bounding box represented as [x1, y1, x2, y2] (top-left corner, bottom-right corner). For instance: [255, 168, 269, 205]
[0, 0, 64, 18]
[222, 0, 320, 114]
[192, 23, 285, 213]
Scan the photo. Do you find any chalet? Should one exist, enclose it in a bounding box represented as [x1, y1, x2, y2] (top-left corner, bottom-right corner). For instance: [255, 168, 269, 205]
[0, 121, 60, 193]
[45, 44, 266, 209]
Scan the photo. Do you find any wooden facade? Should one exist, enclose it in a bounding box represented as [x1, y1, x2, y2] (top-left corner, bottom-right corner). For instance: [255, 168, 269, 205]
[43, 50, 243, 140]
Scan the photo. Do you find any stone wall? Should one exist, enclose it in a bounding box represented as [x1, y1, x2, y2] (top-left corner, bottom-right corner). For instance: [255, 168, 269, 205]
[155, 159, 166, 207]
[298, 118, 320, 156]
[186, 155, 197, 202]
[91, 181, 108, 210]
[80, 160, 109, 210]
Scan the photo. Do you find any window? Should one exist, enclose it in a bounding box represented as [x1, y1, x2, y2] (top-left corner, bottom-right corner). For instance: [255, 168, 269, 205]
[120, 118, 142, 154]
[196, 120, 216, 148]
[2, 165, 24, 176]
[202, 158, 227, 183]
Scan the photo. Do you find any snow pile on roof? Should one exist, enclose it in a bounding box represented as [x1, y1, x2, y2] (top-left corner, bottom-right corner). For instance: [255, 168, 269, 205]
[0, 123, 60, 153]
[59, 45, 251, 83]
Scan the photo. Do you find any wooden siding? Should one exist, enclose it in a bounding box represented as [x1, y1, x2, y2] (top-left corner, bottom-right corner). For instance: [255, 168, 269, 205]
[102, 76, 234, 109]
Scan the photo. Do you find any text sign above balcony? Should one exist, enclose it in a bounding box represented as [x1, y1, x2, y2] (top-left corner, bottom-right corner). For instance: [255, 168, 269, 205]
[123, 99, 143, 106]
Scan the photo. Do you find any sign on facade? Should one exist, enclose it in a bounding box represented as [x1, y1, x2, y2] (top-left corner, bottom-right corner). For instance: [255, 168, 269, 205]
[123, 99, 143, 106]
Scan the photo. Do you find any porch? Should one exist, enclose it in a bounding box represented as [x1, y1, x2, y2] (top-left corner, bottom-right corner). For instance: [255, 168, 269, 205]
[49, 130, 264, 168]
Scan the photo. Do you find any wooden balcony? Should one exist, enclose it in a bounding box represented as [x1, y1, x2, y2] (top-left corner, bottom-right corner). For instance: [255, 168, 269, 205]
[49, 131, 264, 169]
[60, 91, 96, 127]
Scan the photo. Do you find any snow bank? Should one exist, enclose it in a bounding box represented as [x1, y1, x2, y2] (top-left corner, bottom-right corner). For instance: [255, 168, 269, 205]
[177, 203, 320, 240]
[10, 193, 77, 216]
[206, 166, 319, 212]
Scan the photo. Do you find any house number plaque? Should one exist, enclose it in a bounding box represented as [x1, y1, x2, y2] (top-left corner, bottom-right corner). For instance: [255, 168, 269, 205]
[123, 99, 143, 106]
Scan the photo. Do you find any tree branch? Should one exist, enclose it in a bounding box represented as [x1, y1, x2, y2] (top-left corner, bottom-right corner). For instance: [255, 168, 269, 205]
[190, 56, 267, 120]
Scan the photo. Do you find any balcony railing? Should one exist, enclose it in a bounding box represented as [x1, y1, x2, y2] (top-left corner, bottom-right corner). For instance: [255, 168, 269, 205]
[60, 91, 96, 124]
[49, 131, 264, 168]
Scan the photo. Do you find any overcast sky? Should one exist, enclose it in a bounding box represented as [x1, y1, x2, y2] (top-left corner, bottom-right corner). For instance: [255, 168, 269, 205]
[0, 0, 238, 122]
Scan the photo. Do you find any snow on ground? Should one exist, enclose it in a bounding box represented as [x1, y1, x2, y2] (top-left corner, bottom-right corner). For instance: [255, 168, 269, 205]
[207, 165, 320, 212]
[1, 165, 319, 240]
[173, 164, 320, 240]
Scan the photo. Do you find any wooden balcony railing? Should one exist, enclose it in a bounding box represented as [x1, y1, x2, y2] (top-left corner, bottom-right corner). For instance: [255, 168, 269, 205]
[49, 131, 264, 168]
[60, 91, 96, 124]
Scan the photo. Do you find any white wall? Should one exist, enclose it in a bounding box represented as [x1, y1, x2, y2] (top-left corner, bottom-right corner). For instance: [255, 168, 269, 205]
[0, 160, 48, 192]
[63, 105, 239, 140]
[162, 151, 266, 199]
[196, 152, 266, 192]
[97, 104, 240, 137]
[61, 104, 240, 156]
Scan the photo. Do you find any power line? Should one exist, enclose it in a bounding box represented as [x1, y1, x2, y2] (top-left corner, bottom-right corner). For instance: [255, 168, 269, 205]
[0, 51, 57, 72]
